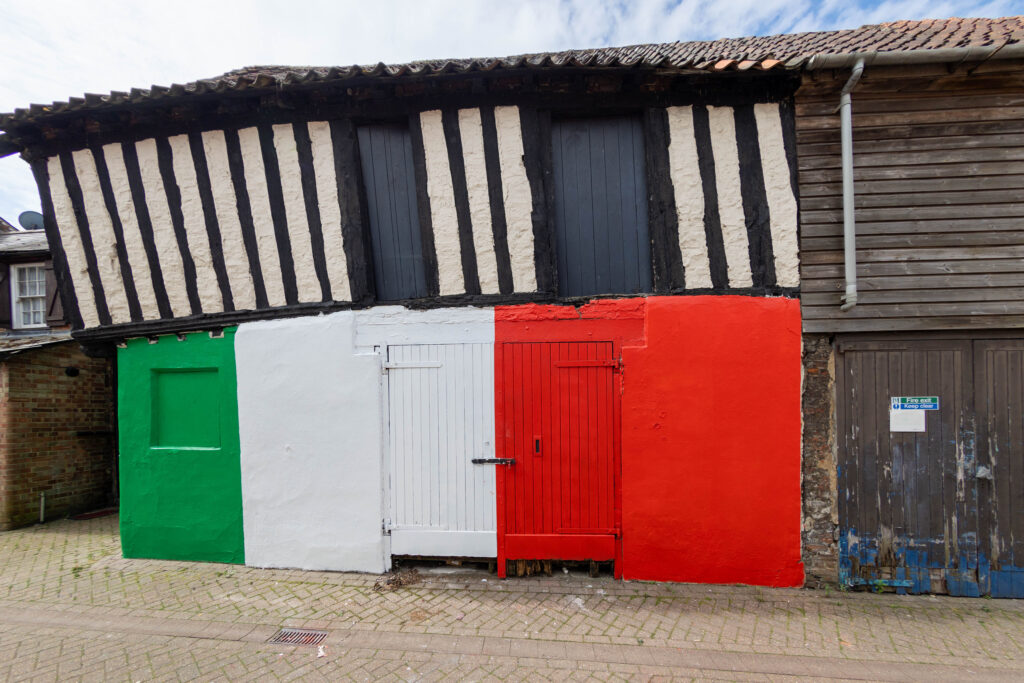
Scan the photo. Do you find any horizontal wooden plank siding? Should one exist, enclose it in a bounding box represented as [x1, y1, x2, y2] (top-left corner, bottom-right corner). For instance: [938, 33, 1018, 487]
[797, 61, 1024, 333]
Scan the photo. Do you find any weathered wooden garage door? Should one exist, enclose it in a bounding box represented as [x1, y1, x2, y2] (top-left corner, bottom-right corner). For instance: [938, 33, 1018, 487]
[495, 341, 621, 577]
[838, 338, 1024, 597]
[975, 341, 1024, 597]
[384, 343, 496, 557]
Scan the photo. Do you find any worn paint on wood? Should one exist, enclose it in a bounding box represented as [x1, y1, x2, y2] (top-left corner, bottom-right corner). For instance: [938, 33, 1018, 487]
[836, 337, 1024, 597]
[975, 340, 1024, 598]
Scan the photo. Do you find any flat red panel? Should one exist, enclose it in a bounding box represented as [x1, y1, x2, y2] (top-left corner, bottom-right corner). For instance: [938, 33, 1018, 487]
[619, 296, 804, 587]
[505, 534, 616, 561]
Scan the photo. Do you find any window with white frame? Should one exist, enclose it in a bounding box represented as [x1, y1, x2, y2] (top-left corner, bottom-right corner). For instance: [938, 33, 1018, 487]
[10, 264, 47, 329]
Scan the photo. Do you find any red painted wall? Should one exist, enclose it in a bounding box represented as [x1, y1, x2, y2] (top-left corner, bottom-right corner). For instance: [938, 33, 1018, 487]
[620, 296, 803, 586]
[496, 296, 803, 587]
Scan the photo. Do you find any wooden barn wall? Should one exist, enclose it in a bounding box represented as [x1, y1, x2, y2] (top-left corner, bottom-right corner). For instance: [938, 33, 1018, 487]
[797, 60, 1024, 333]
[32, 100, 800, 336]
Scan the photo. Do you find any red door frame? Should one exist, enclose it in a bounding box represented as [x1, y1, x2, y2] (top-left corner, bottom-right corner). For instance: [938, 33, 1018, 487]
[495, 340, 623, 578]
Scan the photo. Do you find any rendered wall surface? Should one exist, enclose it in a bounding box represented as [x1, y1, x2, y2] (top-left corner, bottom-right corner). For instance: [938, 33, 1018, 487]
[236, 311, 384, 572]
[118, 298, 801, 583]
[0, 342, 114, 530]
[118, 331, 244, 563]
[620, 296, 804, 586]
[496, 296, 803, 586]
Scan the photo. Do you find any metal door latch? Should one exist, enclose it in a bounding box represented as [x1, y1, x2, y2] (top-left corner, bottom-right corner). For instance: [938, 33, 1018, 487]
[471, 458, 516, 465]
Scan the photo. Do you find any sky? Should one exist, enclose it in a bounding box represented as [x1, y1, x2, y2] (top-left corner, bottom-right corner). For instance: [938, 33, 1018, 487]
[0, 0, 1019, 225]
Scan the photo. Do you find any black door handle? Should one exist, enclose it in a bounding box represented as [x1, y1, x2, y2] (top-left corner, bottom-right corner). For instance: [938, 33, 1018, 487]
[471, 458, 516, 465]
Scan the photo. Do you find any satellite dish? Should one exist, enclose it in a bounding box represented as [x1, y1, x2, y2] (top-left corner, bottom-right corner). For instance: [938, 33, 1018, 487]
[18, 211, 44, 231]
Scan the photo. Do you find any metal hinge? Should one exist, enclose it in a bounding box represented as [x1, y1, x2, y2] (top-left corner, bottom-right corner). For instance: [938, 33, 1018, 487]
[554, 359, 623, 371]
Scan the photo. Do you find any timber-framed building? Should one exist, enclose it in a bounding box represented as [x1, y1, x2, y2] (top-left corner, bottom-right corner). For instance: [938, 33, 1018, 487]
[1, 15, 1021, 594]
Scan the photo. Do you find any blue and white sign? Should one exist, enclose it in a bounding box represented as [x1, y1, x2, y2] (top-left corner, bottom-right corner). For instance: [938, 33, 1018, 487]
[891, 396, 940, 411]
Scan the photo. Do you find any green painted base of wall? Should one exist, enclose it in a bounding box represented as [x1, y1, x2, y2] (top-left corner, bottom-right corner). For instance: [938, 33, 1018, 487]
[118, 330, 244, 564]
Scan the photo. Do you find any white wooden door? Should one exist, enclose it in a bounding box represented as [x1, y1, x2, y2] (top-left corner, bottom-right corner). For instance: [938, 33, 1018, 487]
[385, 343, 496, 557]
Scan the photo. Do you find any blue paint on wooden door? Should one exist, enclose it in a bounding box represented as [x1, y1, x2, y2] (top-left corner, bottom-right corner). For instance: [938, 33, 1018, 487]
[838, 339, 1024, 597]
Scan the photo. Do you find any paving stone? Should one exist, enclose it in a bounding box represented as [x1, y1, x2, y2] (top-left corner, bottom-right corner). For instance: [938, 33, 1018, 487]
[1, 515, 1024, 680]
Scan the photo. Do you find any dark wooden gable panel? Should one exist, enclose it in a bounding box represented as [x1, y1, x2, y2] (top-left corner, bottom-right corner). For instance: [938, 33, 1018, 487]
[551, 116, 652, 297]
[356, 124, 428, 301]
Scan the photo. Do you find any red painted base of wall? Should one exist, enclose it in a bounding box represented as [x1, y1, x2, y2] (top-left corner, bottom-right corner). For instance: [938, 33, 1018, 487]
[620, 296, 803, 586]
[496, 296, 803, 587]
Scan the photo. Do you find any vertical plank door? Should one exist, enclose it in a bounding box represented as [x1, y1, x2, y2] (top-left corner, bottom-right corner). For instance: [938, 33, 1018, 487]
[385, 343, 496, 557]
[496, 341, 620, 576]
[837, 339, 978, 595]
[975, 340, 1024, 598]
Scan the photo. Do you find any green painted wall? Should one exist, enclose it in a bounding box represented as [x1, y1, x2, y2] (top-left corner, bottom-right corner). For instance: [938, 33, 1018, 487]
[118, 330, 244, 563]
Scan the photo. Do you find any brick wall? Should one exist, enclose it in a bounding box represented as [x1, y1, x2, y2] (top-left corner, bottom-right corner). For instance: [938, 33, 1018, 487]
[0, 342, 114, 530]
[801, 334, 838, 586]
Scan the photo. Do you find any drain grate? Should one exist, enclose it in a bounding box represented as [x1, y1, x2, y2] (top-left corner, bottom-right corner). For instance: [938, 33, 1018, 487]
[267, 628, 328, 646]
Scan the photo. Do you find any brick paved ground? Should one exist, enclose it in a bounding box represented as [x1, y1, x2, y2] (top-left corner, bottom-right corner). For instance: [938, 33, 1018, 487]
[1, 516, 1023, 681]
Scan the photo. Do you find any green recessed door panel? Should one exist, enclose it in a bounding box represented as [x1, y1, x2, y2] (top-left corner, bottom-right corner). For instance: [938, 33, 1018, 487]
[118, 330, 244, 563]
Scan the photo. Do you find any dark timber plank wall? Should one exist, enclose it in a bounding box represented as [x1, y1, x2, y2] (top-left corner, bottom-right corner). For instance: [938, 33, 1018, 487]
[797, 60, 1024, 333]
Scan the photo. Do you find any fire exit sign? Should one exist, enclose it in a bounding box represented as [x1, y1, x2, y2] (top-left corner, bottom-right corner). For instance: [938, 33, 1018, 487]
[891, 397, 940, 410]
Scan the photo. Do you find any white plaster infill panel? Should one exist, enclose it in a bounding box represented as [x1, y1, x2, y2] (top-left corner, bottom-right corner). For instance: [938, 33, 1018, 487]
[236, 311, 386, 573]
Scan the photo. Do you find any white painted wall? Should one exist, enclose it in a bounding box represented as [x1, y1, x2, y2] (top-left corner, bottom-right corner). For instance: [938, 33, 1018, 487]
[353, 305, 494, 348]
[236, 306, 495, 572]
[236, 311, 386, 572]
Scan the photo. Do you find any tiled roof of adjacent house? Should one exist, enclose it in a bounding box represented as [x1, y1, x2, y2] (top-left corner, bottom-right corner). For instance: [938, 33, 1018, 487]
[0, 15, 1021, 126]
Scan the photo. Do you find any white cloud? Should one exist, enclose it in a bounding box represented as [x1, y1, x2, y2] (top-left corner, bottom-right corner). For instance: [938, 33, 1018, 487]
[0, 0, 1016, 221]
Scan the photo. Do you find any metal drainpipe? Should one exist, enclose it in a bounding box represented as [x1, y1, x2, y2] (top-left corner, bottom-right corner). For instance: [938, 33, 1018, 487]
[839, 58, 865, 311]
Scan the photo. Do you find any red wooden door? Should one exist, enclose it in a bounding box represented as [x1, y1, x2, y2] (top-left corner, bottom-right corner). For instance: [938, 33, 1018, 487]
[495, 341, 621, 576]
